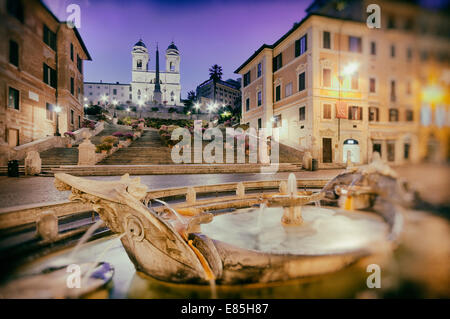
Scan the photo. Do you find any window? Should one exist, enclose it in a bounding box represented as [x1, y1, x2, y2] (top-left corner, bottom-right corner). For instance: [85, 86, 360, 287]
[246, 98, 250, 111]
[70, 43, 74, 61]
[257, 63, 262, 78]
[273, 54, 282, 72]
[295, 34, 307, 57]
[404, 143, 410, 160]
[113, 89, 117, 95]
[390, 80, 396, 102]
[420, 51, 428, 61]
[348, 36, 362, 53]
[390, 45, 396, 58]
[43, 63, 57, 88]
[351, 72, 359, 90]
[387, 142, 395, 162]
[299, 72, 306, 91]
[369, 78, 376, 93]
[322, 68, 331, 87]
[369, 107, 379, 122]
[273, 114, 282, 128]
[387, 15, 395, 29]
[43, 25, 57, 51]
[323, 104, 331, 119]
[299, 106, 306, 121]
[285, 82, 292, 97]
[348, 106, 363, 120]
[257, 91, 262, 106]
[8, 87, 19, 110]
[7, 0, 24, 23]
[77, 55, 82, 73]
[406, 81, 411, 95]
[407, 48, 412, 61]
[404, 18, 414, 31]
[275, 85, 281, 101]
[389, 108, 399, 122]
[70, 109, 74, 125]
[258, 118, 262, 129]
[406, 110, 414, 122]
[370, 41, 376, 55]
[70, 77, 74, 95]
[78, 115, 81, 129]
[323, 31, 330, 49]
[9, 40, 19, 67]
[243, 71, 251, 87]
[46, 103, 53, 120]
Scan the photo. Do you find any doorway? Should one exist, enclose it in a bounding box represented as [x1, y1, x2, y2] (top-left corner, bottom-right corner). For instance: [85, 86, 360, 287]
[343, 139, 360, 163]
[322, 138, 332, 163]
[7, 129, 19, 147]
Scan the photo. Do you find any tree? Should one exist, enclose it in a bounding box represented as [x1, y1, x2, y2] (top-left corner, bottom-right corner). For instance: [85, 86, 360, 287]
[183, 90, 197, 114]
[209, 64, 223, 103]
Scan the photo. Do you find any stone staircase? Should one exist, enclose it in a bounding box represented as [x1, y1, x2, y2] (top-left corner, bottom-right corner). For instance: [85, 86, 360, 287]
[18, 123, 132, 169]
[99, 129, 173, 165]
[37, 147, 79, 166]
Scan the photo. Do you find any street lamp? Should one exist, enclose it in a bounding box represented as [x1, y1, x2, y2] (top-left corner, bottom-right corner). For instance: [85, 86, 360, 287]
[138, 100, 144, 118]
[54, 105, 62, 136]
[337, 61, 359, 152]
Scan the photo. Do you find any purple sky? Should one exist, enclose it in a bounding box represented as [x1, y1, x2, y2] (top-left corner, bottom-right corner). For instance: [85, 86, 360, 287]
[43, 0, 310, 98]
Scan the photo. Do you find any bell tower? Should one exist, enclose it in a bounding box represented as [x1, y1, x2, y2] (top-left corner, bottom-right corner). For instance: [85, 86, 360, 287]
[132, 39, 149, 71]
[165, 41, 180, 73]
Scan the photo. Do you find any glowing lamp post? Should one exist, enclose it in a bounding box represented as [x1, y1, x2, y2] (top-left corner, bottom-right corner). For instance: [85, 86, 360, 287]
[54, 105, 62, 136]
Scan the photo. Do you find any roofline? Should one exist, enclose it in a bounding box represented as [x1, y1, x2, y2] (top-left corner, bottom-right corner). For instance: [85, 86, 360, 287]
[84, 82, 130, 86]
[234, 13, 367, 74]
[39, 1, 92, 61]
[234, 44, 272, 74]
[62, 23, 92, 61]
[196, 78, 240, 90]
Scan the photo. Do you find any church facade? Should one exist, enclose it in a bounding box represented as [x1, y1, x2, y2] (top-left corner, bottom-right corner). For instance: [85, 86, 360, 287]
[84, 40, 182, 107]
[131, 40, 181, 106]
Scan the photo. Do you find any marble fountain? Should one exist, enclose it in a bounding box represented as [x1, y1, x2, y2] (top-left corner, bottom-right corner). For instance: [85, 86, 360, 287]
[2, 156, 446, 299]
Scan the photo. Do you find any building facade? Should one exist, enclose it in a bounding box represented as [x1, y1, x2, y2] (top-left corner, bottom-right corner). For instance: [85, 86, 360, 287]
[84, 81, 130, 106]
[196, 78, 241, 111]
[0, 0, 91, 148]
[235, 0, 449, 165]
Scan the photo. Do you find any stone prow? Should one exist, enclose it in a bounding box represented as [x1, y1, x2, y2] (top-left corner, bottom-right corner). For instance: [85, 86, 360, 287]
[54, 173, 209, 283]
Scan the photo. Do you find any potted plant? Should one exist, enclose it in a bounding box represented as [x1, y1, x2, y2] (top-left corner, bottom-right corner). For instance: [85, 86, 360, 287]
[64, 131, 76, 147]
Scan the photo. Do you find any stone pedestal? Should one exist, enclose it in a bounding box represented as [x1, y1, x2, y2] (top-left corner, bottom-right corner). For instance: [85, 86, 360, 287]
[78, 133, 96, 166]
[24, 151, 42, 175]
[302, 152, 312, 170]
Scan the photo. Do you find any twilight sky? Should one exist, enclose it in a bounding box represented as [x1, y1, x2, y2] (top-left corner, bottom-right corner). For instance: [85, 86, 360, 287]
[43, 0, 447, 99]
[43, 0, 311, 98]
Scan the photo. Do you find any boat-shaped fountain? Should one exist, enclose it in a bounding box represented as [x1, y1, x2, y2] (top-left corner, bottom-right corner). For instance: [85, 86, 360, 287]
[46, 157, 405, 286]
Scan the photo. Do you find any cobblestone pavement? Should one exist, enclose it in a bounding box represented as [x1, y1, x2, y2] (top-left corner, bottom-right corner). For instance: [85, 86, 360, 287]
[0, 170, 344, 209]
[0, 163, 448, 210]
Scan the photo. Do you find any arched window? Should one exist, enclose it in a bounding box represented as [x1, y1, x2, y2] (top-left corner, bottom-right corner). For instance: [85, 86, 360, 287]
[170, 62, 174, 72]
[137, 60, 142, 69]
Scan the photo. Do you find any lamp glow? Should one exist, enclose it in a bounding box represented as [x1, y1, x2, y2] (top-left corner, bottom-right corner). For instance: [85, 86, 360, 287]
[342, 62, 359, 76]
